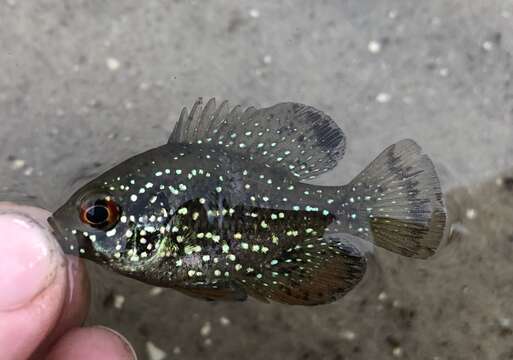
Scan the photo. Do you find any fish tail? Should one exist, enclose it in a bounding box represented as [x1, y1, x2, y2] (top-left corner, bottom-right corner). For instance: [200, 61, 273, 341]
[335, 139, 446, 259]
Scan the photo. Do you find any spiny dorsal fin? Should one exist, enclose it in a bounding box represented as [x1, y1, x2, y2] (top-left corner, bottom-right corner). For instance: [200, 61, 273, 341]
[168, 98, 346, 180]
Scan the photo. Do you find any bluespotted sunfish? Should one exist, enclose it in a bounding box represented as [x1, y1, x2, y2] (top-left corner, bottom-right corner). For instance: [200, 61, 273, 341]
[48, 98, 446, 305]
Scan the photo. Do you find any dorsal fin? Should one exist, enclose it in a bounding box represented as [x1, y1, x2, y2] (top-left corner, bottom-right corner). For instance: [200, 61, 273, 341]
[168, 98, 346, 180]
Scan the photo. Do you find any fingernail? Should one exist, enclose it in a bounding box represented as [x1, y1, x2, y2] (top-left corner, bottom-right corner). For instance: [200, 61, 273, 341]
[0, 211, 60, 310]
[95, 326, 138, 359]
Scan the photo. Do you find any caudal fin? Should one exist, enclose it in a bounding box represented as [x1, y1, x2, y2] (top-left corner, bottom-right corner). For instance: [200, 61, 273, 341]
[340, 139, 446, 259]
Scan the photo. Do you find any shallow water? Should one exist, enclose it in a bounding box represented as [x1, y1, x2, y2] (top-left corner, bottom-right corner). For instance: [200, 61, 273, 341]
[1, 1, 512, 359]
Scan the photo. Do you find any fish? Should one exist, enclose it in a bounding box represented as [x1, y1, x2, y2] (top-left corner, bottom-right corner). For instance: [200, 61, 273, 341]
[48, 98, 446, 305]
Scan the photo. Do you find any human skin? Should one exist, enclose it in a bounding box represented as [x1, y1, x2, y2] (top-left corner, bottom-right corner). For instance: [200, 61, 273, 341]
[0, 202, 136, 360]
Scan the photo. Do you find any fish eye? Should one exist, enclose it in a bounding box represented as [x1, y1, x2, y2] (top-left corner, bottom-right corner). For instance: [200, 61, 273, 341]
[80, 197, 121, 230]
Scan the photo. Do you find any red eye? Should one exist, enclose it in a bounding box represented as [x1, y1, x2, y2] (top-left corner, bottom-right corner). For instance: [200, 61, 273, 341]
[80, 198, 121, 230]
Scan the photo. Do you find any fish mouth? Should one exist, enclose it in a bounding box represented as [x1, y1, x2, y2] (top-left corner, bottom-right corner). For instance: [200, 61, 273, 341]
[47, 215, 79, 256]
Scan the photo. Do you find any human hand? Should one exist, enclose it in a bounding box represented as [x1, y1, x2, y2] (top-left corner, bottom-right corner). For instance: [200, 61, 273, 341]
[0, 203, 136, 360]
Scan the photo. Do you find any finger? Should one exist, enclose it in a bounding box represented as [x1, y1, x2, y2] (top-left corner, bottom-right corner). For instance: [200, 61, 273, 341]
[0, 204, 88, 359]
[46, 327, 137, 360]
[31, 256, 90, 358]
[42, 256, 91, 340]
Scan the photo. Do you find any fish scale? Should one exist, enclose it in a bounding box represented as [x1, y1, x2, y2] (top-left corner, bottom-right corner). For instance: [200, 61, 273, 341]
[49, 98, 446, 305]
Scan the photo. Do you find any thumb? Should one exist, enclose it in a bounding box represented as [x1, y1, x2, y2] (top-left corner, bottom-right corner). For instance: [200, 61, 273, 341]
[0, 204, 72, 359]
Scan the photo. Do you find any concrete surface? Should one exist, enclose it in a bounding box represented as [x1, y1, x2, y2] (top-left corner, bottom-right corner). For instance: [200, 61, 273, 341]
[1, 1, 512, 359]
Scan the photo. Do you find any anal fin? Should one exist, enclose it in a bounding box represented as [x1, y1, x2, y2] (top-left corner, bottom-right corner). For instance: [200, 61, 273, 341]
[173, 281, 247, 302]
[238, 235, 367, 306]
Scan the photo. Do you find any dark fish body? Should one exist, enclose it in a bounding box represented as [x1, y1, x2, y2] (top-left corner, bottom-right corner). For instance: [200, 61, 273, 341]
[49, 99, 446, 305]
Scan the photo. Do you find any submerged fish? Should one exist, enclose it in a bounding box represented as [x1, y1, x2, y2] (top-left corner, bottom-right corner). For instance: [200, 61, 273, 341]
[49, 98, 446, 305]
